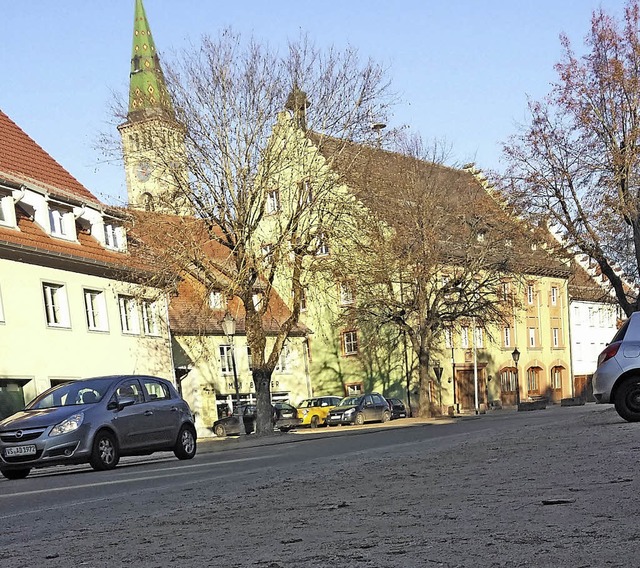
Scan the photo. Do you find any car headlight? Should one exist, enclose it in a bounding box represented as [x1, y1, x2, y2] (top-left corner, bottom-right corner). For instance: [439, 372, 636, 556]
[50, 412, 84, 437]
[344, 408, 355, 416]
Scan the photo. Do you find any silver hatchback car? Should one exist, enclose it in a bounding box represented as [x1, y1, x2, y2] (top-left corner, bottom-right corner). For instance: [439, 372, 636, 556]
[593, 312, 640, 422]
[0, 375, 197, 480]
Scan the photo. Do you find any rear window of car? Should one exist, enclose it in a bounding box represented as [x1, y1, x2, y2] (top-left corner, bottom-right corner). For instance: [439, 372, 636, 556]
[611, 318, 630, 343]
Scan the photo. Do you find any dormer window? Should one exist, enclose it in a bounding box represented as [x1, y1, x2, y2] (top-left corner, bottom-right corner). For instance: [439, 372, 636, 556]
[104, 223, 121, 249]
[48, 206, 74, 239]
[0, 194, 15, 228]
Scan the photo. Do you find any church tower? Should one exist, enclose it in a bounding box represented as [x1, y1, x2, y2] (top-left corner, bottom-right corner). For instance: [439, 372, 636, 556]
[118, 0, 190, 214]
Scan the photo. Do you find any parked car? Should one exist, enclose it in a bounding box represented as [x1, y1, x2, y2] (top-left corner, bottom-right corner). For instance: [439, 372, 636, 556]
[325, 393, 391, 426]
[0, 375, 197, 480]
[297, 396, 343, 428]
[213, 404, 257, 436]
[593, 312, 640, 422]
[213, 402, 301, 436]
[386, 398, 408, 419]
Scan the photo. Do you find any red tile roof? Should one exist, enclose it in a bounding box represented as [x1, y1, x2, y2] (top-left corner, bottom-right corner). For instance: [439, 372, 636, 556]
[0, 206, 152, 277]
[128, 210, 308, 336]
[0, 110, 100, 204]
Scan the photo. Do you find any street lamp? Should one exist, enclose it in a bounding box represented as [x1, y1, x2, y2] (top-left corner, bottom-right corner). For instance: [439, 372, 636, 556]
[221, 312, 244, 436]
[433, 360, 443, 409]
[511, 347, 521, 410]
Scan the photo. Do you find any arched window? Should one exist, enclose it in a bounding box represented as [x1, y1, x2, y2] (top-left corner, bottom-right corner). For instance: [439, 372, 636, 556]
[551, 366, 563, 391]
[527, 367, 542, 394]
[500, 367, 517, 392]
[142, 192, 154, 211]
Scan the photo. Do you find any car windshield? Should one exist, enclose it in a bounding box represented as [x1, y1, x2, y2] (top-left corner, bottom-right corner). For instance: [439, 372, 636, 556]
[27, 378, 111, 410]
[339, 396, 362, 406]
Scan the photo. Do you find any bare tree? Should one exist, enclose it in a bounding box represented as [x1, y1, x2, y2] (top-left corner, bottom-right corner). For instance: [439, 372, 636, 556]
[503, 1, 640, 315]
[322, 135, 521, 416]
[123, 30, 396, 434]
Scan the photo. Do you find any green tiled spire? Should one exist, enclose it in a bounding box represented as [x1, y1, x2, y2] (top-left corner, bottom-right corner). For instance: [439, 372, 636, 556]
[128, 0, 174, 119]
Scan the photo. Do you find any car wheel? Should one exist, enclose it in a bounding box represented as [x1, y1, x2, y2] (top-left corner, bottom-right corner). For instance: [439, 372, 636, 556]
[614, 377, 640, 422]
[89, 430, 119, 471]
[214, 424, 226, 437]
[310, 415, 319, 428]
[174, 425, 197, 460]
[1, 468, 31, 480]
[381, 410, 391, 423]
[354, 412, 365, 426]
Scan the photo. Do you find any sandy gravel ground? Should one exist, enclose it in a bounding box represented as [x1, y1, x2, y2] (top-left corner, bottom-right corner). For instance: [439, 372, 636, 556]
[3, 405, 639, 567]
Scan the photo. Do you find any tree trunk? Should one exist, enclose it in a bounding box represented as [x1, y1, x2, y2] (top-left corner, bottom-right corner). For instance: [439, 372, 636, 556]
[416, 349, 432, 418]
[253, 367, 274, 436]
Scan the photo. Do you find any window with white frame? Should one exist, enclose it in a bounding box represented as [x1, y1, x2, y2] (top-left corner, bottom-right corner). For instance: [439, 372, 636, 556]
[551, 366, 563, 390]
[552, 327, 560, 347]
[252, 293, 263, 310]
[339, 281, 355, 305]
[444, 328, 453, 349]
[501, 282, 510, 302]
[461, 327, 470, 349]
[275, 344, 289, 372]
[474, 326, 484, 348]
[527, 367, 540, 392]
[84, 289, 108, 331]
[209, 291, 223, 309]
[528, 327, 536, 347]
[219, 345, 233, 374]
[43, 283, 70, 327]
[343, 330, 358, 355]
[49, 207, 70, 237]
[503, 326, 511, 348]
[103, 223, 122, 250]
[551, 286, 558, 306]
[316, 233, 330, 256]
[142, 299, 160, 336]
[118, 295, 140, 334]
[0, 195, 13, 227]
[527, 284, 534, 305]
[298, 179, 313, 205]
[247, 346, 253, 371]
[266, 190, 280, 214]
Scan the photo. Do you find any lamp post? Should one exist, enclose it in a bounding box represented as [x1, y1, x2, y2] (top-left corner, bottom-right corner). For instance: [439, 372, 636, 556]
[511, 347, 521, 410]
[433, 360, 443, 410]
[221, 312, 244, 436]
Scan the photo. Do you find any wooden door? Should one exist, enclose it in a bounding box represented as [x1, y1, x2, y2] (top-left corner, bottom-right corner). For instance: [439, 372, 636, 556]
[456, 370, 486, 412]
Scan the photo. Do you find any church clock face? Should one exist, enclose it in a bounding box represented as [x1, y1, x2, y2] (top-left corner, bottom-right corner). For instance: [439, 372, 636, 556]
[135, 161, 153, 182]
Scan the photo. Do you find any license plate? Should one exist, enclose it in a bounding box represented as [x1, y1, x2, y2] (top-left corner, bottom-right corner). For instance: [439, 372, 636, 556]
[5, 445, 37, 457]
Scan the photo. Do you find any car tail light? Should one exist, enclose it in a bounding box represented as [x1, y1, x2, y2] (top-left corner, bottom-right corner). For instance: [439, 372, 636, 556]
[597, 342, 621, 366]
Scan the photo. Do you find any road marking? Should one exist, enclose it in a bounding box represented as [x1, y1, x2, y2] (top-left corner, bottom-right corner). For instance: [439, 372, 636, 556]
[0, 455, 274, 500]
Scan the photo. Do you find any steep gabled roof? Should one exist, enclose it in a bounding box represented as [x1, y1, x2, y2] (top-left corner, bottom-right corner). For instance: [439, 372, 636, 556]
[311, 135, 571, 279]
[0, 110, 100, 204]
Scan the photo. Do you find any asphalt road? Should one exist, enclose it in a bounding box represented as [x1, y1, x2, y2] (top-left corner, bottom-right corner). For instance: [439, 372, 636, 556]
[1, 403, 636, 567]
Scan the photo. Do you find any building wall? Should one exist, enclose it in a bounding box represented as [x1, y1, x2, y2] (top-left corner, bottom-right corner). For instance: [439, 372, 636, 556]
[570, 300, 619, 376]
[0, 257, 174, 418]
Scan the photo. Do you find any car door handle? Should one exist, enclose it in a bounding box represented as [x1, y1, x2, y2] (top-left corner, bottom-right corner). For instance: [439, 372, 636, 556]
[144, 410, 154, 416]
[170, 406, 179, 412]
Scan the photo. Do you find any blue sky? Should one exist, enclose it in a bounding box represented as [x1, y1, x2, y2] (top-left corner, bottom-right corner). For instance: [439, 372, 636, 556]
[1, 1, 629, 206]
